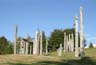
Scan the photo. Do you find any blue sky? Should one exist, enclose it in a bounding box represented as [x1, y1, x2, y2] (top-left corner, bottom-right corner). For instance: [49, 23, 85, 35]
[0, 0, 96, 47]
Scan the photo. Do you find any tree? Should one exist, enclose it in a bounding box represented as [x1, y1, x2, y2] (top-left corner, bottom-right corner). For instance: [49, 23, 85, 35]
[0, 36, 8, 54]
[0, 36, 13, 54]
[48, 28, 86, 51]
[49, 29, 64, 51]
[89, 42, 94, 48]
[4, 41, 13, 54]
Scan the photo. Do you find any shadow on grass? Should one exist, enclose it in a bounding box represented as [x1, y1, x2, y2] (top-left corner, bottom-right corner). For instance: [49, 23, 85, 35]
[7, 57, 96, 65]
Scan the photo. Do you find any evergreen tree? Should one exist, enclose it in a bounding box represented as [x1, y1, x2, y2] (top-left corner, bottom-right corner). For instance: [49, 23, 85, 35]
[89, 42, 94, 48]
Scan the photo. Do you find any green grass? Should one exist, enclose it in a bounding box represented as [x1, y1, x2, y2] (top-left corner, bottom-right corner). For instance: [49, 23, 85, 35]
[85, 48, 96, 58]
[0, 48, 96, 65]
[49, 50, 78, 60]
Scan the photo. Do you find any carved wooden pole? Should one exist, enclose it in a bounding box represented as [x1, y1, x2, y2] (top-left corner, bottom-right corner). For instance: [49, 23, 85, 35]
[40, 31, 43, 55]
[80, 6, 85, 57]
[75, 15, 79, 57]
[46, 39, 48, 55]
[26, 33, 29, 55]
[14, 24, 18, 54]
[71, 33, 74, 52]
[64, 32, 67, 52]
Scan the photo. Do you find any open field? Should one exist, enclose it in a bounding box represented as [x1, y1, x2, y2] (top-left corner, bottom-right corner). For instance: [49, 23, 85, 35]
[0, 48, 96, 65]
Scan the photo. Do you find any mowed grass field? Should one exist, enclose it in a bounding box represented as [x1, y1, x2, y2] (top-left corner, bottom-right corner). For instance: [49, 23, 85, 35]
[0, 48, 96, 65]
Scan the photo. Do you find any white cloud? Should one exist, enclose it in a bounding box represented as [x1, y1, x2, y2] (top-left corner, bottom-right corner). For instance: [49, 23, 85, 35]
[93, 44, 96, 48]
[85, 46, 88, 48]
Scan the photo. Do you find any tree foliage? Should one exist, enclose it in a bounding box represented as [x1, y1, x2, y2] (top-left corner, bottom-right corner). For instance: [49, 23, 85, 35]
[0, 36, 13, 54]
[49, 29, 64, 51]
[48, 28, 86, 51]
[49, 28, 76, 51]
[89, 42, 94, 48]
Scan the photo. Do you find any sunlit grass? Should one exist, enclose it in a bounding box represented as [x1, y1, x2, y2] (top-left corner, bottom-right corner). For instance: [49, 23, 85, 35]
[0, 48, 96, 65]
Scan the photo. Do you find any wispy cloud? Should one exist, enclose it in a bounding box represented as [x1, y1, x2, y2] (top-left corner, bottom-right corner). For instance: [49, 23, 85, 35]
[93, 44, 96, 47]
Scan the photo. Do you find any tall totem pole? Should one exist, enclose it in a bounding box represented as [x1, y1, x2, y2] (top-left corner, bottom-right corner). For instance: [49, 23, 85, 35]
[14, 24, 18, 54]
[75, 15, 79, 57]
[80, 6, 85, 57]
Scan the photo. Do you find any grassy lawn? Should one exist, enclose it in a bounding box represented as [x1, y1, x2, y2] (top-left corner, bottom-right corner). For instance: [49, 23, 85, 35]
[0, 48, 96, 65]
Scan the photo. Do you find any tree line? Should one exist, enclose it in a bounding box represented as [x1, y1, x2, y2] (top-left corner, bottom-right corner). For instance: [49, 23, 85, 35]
[1, 28, 94, 54]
